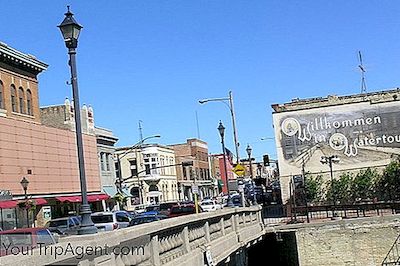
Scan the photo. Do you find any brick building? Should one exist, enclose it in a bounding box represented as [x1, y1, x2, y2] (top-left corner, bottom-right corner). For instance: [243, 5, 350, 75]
[170, 139, 217, 200]
[0, 42, 104, 228]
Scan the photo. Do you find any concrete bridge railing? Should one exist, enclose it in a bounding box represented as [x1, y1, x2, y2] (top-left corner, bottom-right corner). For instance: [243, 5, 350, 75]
[0, 206, 264, 266]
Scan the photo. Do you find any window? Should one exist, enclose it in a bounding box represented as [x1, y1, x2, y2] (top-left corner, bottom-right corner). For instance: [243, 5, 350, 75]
[18, 87, 25, 113]
[100, 152, 105, 171]
[129, 159, 137, 176]
[0, 81, 4, 109]
[116, 212, 130, 222]
[26, 89, 32, 115]
[10, 85, 17, 112]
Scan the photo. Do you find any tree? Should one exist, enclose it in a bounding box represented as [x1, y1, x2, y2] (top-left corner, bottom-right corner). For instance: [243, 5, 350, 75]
[351, 168, 378, 202]
[304, 174, 324, 204]
[375, 157, 400, 201]
[326, 172, 353, 205]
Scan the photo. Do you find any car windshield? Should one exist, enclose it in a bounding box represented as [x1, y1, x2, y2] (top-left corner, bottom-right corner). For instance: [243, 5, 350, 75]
[91, 214, 113, 223]
[46, 220, 67, 227]
[201, 202, 213, 206]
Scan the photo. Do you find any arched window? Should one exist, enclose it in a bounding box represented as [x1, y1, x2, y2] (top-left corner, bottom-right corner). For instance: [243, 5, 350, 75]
[18, 87, 25, 114]
[10, 85, 17, 112]
[26, 89, 33, 115]
[0, 81, 4, 109]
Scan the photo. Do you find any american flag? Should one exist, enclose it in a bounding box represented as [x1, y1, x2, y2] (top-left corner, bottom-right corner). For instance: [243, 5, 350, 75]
[224, 147, 234, 164]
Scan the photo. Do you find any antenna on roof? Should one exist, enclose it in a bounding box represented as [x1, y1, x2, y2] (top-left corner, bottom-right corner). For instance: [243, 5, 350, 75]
[358, 51, 367, 94]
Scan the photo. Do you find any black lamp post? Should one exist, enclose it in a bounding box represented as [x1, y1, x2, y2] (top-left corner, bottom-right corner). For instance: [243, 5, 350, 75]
[246, 144, 253, 178]
[20, 177, 29, 228]
[218, 121, 233, 207]
[58, 6, 97, 234]
[321, 155, 340, 219]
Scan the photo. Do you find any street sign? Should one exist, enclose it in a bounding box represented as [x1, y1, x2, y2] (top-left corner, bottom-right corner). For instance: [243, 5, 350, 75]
[191, 184, 199, 194]
[232, 164, 246, 176]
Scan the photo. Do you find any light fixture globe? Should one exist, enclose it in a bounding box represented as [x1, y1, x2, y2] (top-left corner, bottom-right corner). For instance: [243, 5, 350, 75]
[20, 177, 29, 191]
[218, 121, 225, 138]
[58, 6, 82, 49]
[246, 144, 252, 157]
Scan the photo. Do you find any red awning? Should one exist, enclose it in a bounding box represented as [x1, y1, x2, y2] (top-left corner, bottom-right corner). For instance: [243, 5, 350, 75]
[55, 196, 81, 203]
[56, 194, 110, 203]
[0, 200, 18, 209]
[87, 194, 110, 202]
[30, 198, 48, 205]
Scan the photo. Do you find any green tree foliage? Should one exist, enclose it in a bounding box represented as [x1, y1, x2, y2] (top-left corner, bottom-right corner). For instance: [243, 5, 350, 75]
[375, 157, 400, 201]
[326, 172, 353, 204]
[305, 174, 324, 204]
[351, 168, 378, 202]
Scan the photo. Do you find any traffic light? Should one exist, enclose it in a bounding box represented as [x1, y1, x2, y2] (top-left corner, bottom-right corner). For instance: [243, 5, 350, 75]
[263, 154, 270, 166]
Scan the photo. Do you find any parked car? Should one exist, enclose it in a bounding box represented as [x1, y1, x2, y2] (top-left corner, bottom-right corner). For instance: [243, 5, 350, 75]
[0, 228, 57, 256]
[159, 201, 178, 216]
[230, 195, 243, 207]
[91, 211, 131, 232]
[45, 216, 80, 236]
[129, 214, 168, 226]
[199, 199, 223, 212]
[168, 203, 197, 218]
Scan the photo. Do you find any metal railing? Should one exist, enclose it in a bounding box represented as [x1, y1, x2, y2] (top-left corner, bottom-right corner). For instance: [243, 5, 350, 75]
[382, 234, 400, 265]
[263, 201, 400, 225]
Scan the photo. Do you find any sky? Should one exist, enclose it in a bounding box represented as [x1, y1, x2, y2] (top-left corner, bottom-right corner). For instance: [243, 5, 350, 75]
[1, 1, 400, 162]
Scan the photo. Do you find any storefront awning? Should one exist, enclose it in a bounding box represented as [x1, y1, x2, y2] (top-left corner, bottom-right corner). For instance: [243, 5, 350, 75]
[103, 186, 118, 197]
[87, 194, 110, 202]
[56, 193, 110, 203]
[19, 198, 48, 206]
[0, 200, 18, 209]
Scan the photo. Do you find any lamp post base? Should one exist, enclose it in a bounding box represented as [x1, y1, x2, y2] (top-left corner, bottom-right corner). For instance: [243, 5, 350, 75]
[78, 204, 98, 235]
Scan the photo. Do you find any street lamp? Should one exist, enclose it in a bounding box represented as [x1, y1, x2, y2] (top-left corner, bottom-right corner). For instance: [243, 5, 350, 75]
[20, 177, 29, 228]
[58, 6, 97, 235]
[115, 134, 161, 205]
[218, 121, 233, 207]
[246, 144, 253, 178]
[200, 91, 240, 164]
[320, 155, 340, 219]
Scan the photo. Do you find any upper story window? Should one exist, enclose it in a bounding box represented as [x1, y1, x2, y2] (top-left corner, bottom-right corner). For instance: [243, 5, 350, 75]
[26, 89, 33, 115]
[10, 85, 17, 112]
[0, 81, 4, 109]
[18, 87, 25, 114]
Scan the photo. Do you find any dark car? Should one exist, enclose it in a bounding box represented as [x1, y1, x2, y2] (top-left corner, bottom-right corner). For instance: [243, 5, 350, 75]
[231, 195, 243, 207]
[159, 201, 178, 216]
[0, 228, 57, 256]
[129, 214, 168, 226]
[45, 216, 80, 236]
[168, 203, 197, 218]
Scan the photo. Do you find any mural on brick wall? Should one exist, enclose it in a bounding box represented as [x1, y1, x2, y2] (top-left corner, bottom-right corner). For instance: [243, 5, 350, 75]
[274, 101, 400, 167]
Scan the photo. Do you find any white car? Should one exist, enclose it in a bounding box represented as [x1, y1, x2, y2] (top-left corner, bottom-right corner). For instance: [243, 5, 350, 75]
[199, 199, 223, 212]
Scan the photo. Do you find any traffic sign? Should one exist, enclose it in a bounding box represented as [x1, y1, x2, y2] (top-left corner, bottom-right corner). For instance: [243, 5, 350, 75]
[233, 164, 246, 176]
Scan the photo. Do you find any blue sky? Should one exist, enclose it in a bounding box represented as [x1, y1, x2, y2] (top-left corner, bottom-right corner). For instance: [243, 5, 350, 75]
[1, 1, 400, 161]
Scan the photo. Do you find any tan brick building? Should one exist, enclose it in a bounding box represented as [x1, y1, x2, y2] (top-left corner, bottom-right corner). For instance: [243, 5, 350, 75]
[170, 139, 217, 200]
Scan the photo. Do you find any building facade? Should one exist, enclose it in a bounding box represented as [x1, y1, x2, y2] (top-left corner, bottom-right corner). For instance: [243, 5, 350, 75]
[272, 89, 400, 204]
[170, 139, 217, 201]
[0, 42, 104, 229]
[116, 143, 179, 206]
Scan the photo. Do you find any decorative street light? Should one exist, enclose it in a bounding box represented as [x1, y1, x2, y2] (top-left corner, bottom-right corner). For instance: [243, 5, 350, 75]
[20, 177, 29, 228]
[218, 121, 233, 207]
[199, 91, 240, 164]
[58, 6, 97, 235]
[246, 144, 253, 178]
[320, 155, 340, 219]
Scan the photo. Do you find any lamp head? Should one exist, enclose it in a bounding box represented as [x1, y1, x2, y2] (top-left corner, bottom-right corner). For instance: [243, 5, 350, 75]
[199, 99, 207, 104]
[218, 121, 225, 138]
[20, 177, 29, 190]
[246, 144, 252, 156]
[58, 6, 82, 49]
